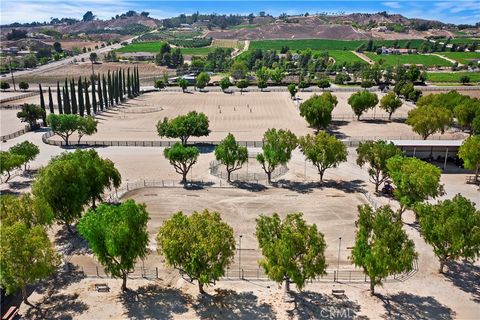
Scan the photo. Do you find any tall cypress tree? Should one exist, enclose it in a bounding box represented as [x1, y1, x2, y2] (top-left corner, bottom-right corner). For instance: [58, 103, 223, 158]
[62, 87, 69, 114]
[107, 71, 114, 107]
[92, 75, 97, 114]
[118, 70, 123, 101]
[64, 79, 71, 114]
[70, 79, 77, 114]
[114, 71, 119, 104]
[136, 66, 140, 95]
[78, 77, 85, 117]
[57, 81, 63, 114]
[98, 75, 104, 111]
[122, 69, 127, 98]
[85, 81, 91, 116]
[39, 84, 47, 125]
[127, 68, 132, 98]
[48, 87, 54, 114]
[102, 75, 109, 109]
[132, 67, 137, 96]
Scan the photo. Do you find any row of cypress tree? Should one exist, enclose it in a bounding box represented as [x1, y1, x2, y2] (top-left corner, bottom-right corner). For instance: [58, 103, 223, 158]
[38, 66, 141, 119]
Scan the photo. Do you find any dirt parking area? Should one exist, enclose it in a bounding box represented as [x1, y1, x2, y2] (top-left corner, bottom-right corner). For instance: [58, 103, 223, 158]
[0, 108, 28, 136]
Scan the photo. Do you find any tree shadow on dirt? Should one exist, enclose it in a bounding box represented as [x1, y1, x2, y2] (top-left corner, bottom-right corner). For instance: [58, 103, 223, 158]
[272, 180, 318, 194]
[230, 181, 268, 192]
[443, 261, 480, 303]
[378, 292, 455, 320]
[34, 263, 85, 297]
[290, 291, 367, 320]
[321, 179, 367, 194]
[119, 284, 191, 319]
[329, 120, 350, 140]
[193, 288, 276, 319]
[23, 293, 89, 320]
[54, 226, 91, 256]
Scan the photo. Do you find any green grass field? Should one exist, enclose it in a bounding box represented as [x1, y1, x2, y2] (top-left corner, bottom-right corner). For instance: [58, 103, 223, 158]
[438, 52, 480, 65]
[116, 41, 214, 56]
[364, 52, 452, 67]
[426, 72, 480, 83]
[328, 50, 367, 65]
[250, 39, 429, 51]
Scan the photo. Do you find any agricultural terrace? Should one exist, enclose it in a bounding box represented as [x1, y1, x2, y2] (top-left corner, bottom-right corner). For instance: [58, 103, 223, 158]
[426, 72, 480, 83]
[439, 51, 480, 65]
[364, 52, 452, 67]
[250, 39, 429, 51]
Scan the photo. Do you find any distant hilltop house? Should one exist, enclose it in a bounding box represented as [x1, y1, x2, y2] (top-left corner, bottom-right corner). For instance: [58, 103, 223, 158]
[26, 32, 52, 39]
[372, 26, 388, 32]
[177, 24, 194, 31]
[118, 52, 155, 61]
[0, 47, 19, 55]
[380, 47, 417, 55]
[169, 74, 197, 85]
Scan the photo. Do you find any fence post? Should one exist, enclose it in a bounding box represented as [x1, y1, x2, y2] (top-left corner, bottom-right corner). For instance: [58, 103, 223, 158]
[156, 267, 159, 279]
[334, 270, 336, 282]
[96, 266, 99, 277]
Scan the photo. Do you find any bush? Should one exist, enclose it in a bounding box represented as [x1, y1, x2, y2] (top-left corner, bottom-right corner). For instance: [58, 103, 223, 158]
[0, 81, 10, 91]
[19, 81, 29, 91]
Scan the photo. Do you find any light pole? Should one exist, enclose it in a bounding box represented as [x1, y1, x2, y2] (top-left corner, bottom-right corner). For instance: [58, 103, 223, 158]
[337, 236, 342, 275]
[8, 57, 16, 91]
[238, 235, 243, 279]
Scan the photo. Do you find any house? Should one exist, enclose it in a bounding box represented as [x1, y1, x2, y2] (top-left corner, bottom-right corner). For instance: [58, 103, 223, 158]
[381, 47, 417, 55]
[168, 74, 197, 85]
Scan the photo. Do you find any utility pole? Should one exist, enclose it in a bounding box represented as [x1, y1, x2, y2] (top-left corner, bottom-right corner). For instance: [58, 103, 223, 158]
[337, 236, 342, 275]
[238, 235, 243, 279]
[8, 57, 16, 91]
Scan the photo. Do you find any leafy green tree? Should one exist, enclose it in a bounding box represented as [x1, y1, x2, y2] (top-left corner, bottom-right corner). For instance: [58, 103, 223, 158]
[459, 135, 480, 181]
[214, 133, 248, 182]
[348, 90, 378, 120]
[387, 155, 443, 216]
[299, 93, 335, 132]
[0, 193, 53, 228]
[317, 78, 331, 89]
[219, 77, 231, 92]
[257, 128, 297, 184]
[415, 194, 480, 273]
[356, 140, 402, 192]
[299, 133, 347, 182]
[8, 141, 40, 171]
[154, 79, 165, 90]
[287, 83, 297, 99]
[78, 200, 149, 291]
[454, 101, 479, 133]
[178, 78, 189, 93]
[230, 60, 248, 80]
[47, 113, 80, 146]
[460, 75, 470, 85]
[157, 209, 235, 294]
[164, 142, 200, 184]
[351, 205, 416, 295]
[256, 67, 269, 85]
[406, 105, 452, 140]
[17, 103, 45, 128]
[0, 81, 10, 91]
[256, 212, 327, 296]
[196, 72, 210, 91]
[77, 116, 98, 144]
[269, 67, 285, 84]
[0, 222, 60, 303]
[32, 153, 88, 232]
[379, 92, 402, 120]
[0, 151, 25, 182]
[19, 81, 29, 91]
[257, 79, 267, 92]
[236, 79, 249, 94]
[157, 111, 210, 145]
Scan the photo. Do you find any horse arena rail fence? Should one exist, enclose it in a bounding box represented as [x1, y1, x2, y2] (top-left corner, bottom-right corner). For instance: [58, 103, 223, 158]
[71, 259, 418, 284]
[42, 130, 462, 149]
[1, 124, 31, 141]
[0, 91, 39, 104]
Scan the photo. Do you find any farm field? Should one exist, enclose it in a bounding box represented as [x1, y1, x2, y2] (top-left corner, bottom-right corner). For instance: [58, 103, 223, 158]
[116, 41, 215, 56]
[440, 37, 480, 45]
[250, 39, 429, 51]
[439, 51, 480, 64]
[328, 50, 368, 65]
[426, 72, 480, 83]
[364, 52, 452, 67]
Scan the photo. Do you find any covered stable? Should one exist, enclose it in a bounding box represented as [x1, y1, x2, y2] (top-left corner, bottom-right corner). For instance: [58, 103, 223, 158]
[388, 140, 463, 170]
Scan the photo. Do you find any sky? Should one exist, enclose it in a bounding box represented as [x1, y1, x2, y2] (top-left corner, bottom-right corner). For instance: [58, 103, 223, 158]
[1, 0, 479, 25]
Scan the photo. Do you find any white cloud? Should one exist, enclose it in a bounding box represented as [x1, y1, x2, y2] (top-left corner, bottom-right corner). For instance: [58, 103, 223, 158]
[383, 2, 402, 9]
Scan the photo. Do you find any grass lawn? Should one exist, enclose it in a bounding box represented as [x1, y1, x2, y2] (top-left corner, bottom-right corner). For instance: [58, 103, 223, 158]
[250, 39, 429, 51]
[426, 72, 480, 83]
[328, 50, 367, 65]
[439, 52, 480, 65]
[440, 38, 480, 45]
[364, 52, 452, 67]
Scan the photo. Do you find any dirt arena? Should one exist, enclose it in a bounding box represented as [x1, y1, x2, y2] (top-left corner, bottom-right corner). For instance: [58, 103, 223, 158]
[37, 90, 465, 143]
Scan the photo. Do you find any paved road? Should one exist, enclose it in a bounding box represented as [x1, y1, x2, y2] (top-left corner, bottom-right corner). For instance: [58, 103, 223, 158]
[8, 35, 139, 78]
